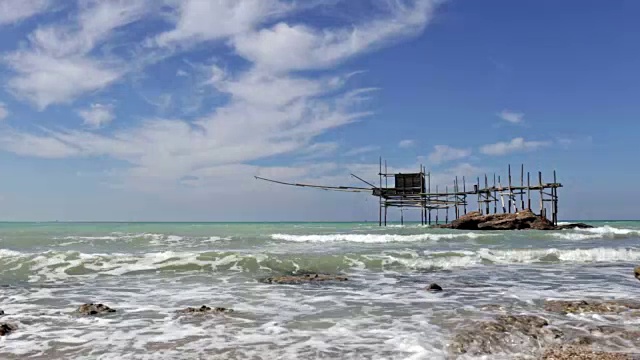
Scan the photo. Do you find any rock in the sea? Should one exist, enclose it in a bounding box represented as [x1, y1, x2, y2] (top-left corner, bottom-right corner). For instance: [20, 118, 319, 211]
[0, 309, 4, 316]
[435, 209, 593, 231]
[542, 345, 637, 360]
[449, 314, 561, 356]
[262, 274, 348, 284]
[544, 300, 640, 314]
[0, 323, 16, 336]
[634, 266, 640, 281]
[177, 305, 233, 314]
[77, 303, 116, 316]
[426, 283, 443, 292]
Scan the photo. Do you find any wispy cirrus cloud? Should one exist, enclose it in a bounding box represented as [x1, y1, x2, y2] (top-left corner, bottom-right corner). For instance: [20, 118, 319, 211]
[77, 103, 115, 129]
[0, 0, 50, 25]
[427, 145, 471, 164]
[0, 0, 445, 196]
[4, 0, 152, 109]
[497, 109, 524, 124]
[398, 139, 415, 148]
[0, 103, 8, 121]
[480, 137, 550, 156]
[344, 145, 380, 157]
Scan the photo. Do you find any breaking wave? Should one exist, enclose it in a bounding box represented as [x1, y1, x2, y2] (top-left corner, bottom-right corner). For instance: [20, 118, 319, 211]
[2, 247, 640, 282]
[270, 233, 488, 243]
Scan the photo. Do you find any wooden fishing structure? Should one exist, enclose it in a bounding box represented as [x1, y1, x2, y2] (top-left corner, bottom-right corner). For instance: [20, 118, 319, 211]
[255, 159, 562, 226]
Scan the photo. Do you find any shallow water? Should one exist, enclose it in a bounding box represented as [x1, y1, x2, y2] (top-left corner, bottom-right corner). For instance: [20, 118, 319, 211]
[1, 221, 640, 359]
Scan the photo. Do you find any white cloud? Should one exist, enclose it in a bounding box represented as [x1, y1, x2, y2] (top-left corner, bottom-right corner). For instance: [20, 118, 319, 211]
[155, 0, 290, 47]
[0, 103, 8, 120]
[480, 137, 550, 156]
[0, 130, 81, 158]
[497, 109, 524, 124]
[4, 0, 151, 109]
[78, 104, 115, 129]
[398, 139, 415, 148]
[344, 145, 380, 157]
[427, 145, 471, 164]
[299, 142, 340, 159]
[0, 0, 445, 199]
[0, 0, 50, 25]
[233, 0, 439, 72]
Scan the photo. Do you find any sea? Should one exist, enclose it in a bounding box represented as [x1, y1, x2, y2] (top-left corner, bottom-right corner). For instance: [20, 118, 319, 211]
[1, 221, 640, 359]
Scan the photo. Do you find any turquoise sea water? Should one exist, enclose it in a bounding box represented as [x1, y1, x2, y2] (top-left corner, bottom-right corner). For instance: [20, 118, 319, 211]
[1, 221, 640, 359]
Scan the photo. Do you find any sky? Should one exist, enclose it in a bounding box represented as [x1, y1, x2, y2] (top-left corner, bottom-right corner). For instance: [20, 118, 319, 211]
[0, 0, 637, 222]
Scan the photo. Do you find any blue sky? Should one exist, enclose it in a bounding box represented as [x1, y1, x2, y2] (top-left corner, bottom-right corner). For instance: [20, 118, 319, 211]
[0, 0, 636, 221]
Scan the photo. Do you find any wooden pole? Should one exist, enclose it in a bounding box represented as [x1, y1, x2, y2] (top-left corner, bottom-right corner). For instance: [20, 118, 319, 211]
[493, 173, 497, 214]
[420, 166, 424, 226]
[428, 172, 431, 225]
[527, 172, 531, 210]
[435, 184, 439, 225]
[539, 171, 544, 219]
[379, 157, 382, 226]
[453, 176, 460, 220]
[477, 177, 481, 214]
[508, 164, 512, 213]
[385, 160, 388, 226]
[498, 175, 506, 213]
[553, 170, 558, 225]
[445, 185, 449, 224]
[463, 176, 467, 215]
[520, 164, 525, 211]
[484, 174, 489, 215]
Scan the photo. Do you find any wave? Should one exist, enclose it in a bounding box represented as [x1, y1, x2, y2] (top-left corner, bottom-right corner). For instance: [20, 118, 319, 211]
[2, 247, 640, 282]
[270, 233, 487, 243]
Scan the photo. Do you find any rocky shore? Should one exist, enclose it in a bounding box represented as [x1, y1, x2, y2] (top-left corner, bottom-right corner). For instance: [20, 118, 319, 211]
[434, 209, 593, 230]
[447, 297, 640, 359]
[3, 268, 640, 359]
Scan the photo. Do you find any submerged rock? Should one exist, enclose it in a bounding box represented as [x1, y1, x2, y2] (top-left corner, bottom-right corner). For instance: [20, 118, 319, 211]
[262, 274, 348, 284]
[434, 209, 593, 231]
[449, 314, 561, 356]
[426, 283, 443, 292]
[77, 303, 116, 316]
[0, 323, 16, 336]
[0, 309, 4, 316]
[544, 300, 640, 314]
[177, 305, 233, 314]
[542, 345, 637, 360]
[634, 266, 640, 281]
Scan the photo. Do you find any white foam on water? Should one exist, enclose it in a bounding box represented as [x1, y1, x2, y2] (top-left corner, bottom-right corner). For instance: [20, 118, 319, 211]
[550, 233, 603, 241]
[576, 225, 640, 236]
[270, 232, 486, 243]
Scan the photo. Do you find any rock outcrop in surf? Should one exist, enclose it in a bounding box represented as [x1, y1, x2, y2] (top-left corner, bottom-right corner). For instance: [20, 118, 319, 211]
[434, 209, 593, 230]
[177, 305, 233, 314]
[0, 323, 16, 336]
[262, 273, 348, 284]
[77, 303, 116, 316]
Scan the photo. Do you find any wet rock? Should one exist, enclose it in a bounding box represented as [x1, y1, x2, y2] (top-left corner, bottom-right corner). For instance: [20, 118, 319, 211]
[0, 323, 16, 336]
[426, 283, 443, 292]
[555, 223, 594, 230]
[177, 305, 233, 314]
[588, 325, 640, 343]
[634, 266, 640, 281]
[262, 274, 348, 284]
[544, 300, 640, 314]
[434, 209, 593, 231]
[449, 314, 561, 356]
[0, 309, 4, 316]
[77, 303, 116, 316]
[542, 345, 637, 360]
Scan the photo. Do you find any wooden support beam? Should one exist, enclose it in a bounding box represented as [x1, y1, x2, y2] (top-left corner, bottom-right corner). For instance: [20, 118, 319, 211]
[520, 164, 525, 211]
[462, 176, 467, 215]
[508, 164, 512, 213]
